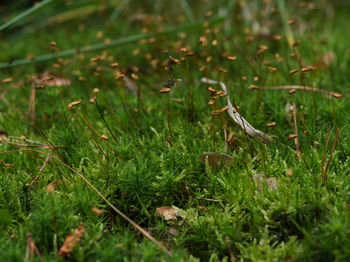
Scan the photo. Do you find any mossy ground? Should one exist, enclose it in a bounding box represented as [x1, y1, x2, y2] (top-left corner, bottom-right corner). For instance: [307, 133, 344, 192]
[0, 1, 349, 261]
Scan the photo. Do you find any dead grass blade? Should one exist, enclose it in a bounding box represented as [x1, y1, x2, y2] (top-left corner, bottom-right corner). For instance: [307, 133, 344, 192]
[201, 78, 272, 143]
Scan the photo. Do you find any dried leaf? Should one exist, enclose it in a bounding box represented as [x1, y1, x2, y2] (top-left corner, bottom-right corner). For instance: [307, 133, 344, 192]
[33, 71, 70, 87]
[266, 178, 278, 189]
[156, 206, 178, 220]
[59, 223, 84, 257]
[253, 173, 278, 191]
[199, 152, 233, 168]
[201, 78, 272, 143]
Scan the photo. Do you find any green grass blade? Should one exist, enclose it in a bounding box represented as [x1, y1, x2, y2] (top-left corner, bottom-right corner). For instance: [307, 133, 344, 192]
[0, 15, 226, 69]
[179, 0, 195, 22]
[277, 0, 295, 47]
[0, 0, 56, 32]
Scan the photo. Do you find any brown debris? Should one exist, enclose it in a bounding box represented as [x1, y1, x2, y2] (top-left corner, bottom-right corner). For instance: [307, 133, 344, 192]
[253, 173, 278, 191]
[199, 152, 233, 168]
[67, 99, 82, 110]
[33, 71, 71, 87]
[160, 88, 171, 93]
[59, 223, 85, 257]
[156, 206, 178, 220]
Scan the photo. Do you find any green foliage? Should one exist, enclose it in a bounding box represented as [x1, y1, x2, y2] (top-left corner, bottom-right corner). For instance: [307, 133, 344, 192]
[0, 0, 349, 261]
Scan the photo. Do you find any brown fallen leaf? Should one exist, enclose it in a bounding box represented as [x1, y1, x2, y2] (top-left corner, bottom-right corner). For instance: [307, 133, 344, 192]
[156, 206, 178, 220]
[199, 152, 233, 168]
[253, 172, 278, 191]
[33, 71, 71, 87]
[59, 223, 84, 257]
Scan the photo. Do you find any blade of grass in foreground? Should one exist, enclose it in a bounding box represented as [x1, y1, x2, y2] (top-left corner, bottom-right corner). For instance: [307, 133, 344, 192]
[0, 0, 56, 32]
[0, 15, 226, 69]
[277, 0, 295, 47]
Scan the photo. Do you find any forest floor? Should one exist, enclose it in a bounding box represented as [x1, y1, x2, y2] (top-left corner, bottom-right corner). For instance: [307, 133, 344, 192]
[0, 1, 349, 261]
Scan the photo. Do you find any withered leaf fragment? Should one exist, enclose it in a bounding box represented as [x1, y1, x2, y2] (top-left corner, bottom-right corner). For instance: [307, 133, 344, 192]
[199, 152, 233, 168]
[59, 223, 84, 257]
[253, 173, 278, 191]
[33, 71, 70, 87]
[156, 206, 178, 220]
